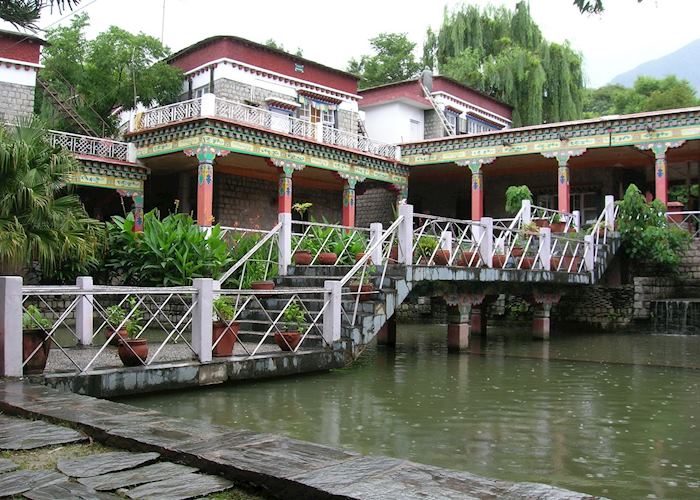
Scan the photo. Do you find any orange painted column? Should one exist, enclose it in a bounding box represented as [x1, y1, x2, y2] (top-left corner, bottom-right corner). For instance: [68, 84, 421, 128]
[278, 170, 292, 214]
[342, 179, 356, 228]
[558, 164, 570, 213]
[655, 153, 668, 206]
[471, 167, 483, 221]
[185, 146, 229, 227]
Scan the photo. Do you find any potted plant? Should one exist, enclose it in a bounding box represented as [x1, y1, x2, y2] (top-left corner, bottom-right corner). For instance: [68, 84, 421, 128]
[349, 267, 376, 301]
[212, 296, 239, 357]
[505, 185, 533, 215]
[493, 248, 507, 268]
[105, 304, 130, 346]
[292, 203, 314, 265]
[522, 221, 539, 235]
[275, 300, 305, 351]
[22, 305, 51, 374]
[312, 218, 338, 265]
[457, 248, 479, 267]
[347, 233, 369, 263]
[550, 213, 566, 233]
[115, 299, 148, 367]
[416, 235, 439, 264]
[248, 261, 275, 290]
[511, 235, 526, 258]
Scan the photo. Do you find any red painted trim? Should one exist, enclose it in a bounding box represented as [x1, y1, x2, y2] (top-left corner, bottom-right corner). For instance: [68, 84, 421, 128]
[0, 36, 41, 64]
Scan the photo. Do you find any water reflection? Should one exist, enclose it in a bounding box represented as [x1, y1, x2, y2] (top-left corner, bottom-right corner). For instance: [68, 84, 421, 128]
[124, 325, 700, 499]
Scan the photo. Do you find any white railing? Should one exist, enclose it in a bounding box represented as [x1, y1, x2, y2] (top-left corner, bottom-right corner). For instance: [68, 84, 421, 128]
[413, 213, 486, 267]
[667, 211, 700, 238]
[218, 223, 282, 289]
[215, 98, 316, 140]
[291, 221, 372, 267]
[136, 98, 202, 130]
[322, 125, 398, 159]
[48, 130, 130, 161]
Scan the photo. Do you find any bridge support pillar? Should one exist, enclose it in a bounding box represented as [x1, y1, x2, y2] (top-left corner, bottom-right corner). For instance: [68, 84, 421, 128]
[447, 304, 471, 352]
[377, 314, 396, 347]
[531, 292, 561, 341]
[470, 305, 487, 336]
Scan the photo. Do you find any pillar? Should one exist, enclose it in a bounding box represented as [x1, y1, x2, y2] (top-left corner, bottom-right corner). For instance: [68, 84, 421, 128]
[342, 179, 357, 228]
[532, 292, 561, 341]
[377, 314, 396, 346]
[185, 145, 230, 227]
[278, 170, 292, 214]
[558, 164, 570, 213]
[654, 151, 668, 206]
[132, 193, 144, 232]
[470, 304, 487, 336]
[447, 303, 471, 352]
[471, 167, 483, 221]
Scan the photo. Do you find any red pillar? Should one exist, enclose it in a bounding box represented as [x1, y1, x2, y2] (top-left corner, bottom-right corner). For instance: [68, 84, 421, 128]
[132, 193, 144, 233]
[470, 304, 487, 336]
[278, 170, 292, 214]
[342, 179, 356, 228]
[655, 153, 668, 206]
[471, 168, 483, 220]
[447, 303, 471, 352]
[558, 164, 570, 213]
[197, 161, 214, 227]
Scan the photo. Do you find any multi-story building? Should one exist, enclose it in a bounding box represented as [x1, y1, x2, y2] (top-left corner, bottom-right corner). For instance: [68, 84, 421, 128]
[0, 29, 43, 123]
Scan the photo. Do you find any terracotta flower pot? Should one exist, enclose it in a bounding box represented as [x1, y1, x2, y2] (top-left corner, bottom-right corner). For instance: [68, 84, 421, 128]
[275, 331, 301, 351]
[511, 246, 524, 257]
[434, 249, 451, 265]
[212, 321, 239, 357]
[349, 283, 374, 301]
[293, 250, 312, 265]
[251, 281, 275, 291]
[493, 254, 507, 268]
[355, 252, 372, 264]
[389, 246, 399, 262]
[550, 256, 561, 271]
[457, 251, 478, 267]
[318, 252, 337, 265]
[117, 339, 148, 367]
[534, 219, 550, 228]
[23, 329, 50, 375]
[518, 256, 535, 270]
[106, 327, 129, 346]
[550, 222, 566, 233]
[560, 256, 583, 272]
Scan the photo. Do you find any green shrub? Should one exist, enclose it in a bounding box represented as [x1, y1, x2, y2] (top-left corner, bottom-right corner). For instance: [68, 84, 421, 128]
[224, 232, 278, 288]
[105, 298, 143, 337]
[505, 185, 533, 214]
[213, 296, 236, 322]
[617, 184, 690, 271]
[283, 300, 306, 332]
[105, 211, 234, 286]
[23, 305, 50, 330]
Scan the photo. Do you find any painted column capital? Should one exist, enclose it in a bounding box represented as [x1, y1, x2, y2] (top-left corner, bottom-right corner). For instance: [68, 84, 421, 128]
[339, 172, 366, 189]
[456, 157, 496, 173]
[184, 145, 230, 165]
[541, 148, 586, 167]
[269, 158, 306, 176]
[635, 140, 685, 160]
[444, 292, 485, 307]
[532, 291, 561, 306]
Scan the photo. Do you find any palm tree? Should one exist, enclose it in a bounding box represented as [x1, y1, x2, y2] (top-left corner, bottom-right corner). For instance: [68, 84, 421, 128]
[0, 120, 103, 278]
[0, 1, 80, 31]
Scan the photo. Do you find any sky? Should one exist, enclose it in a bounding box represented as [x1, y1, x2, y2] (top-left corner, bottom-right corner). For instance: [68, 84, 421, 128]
[21, 0, 700, 88]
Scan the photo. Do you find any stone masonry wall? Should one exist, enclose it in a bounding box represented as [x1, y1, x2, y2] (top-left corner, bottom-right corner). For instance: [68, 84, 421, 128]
[424, 110, 446, 140]
[356, 187, 396, 228]
[0, 82, 34, 123]
[677, 239, 700, 280]
[556, 285, 635, 330]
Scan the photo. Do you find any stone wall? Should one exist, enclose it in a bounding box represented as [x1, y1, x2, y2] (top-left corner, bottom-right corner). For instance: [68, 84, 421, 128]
[424, 110, 445, 140]
[0, 82, 34, 123]
[677, 239, 700, 279]
[355, 186, 396, 228]
[556, 285, 635, 330]
[633, 277, 676, 320]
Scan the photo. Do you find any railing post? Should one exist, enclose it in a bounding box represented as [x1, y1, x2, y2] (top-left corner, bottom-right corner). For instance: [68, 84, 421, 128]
[192, 278, 213, 363]
[605, 195, 615, 232]
[522, 200, 531, 224]
[572, 210, 581, 232]
[0, 276, 23, 377]
[201, 93, 216, 117]
[479, 217, 494, 268]
[370, 222, 384, 266]
[394, 145, 402, 162]
[127, 143, 137, 163]
[278, 213, 292, 276]
[75, 276, 93, 346]
[323, 280, 342, 344]
[539, 228, 551, 271]
[584, 235, 595, 272]
[315, 122, 324, 143]
[441, 230, 452, 264]
[398, 203, 414, 265]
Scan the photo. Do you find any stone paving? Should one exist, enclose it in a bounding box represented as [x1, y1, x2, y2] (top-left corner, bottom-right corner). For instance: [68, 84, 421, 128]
[0, 380, 602, 499]
[0, 412, 241, 499]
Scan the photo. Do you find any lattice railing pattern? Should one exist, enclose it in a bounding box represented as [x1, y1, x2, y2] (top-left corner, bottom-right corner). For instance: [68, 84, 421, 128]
[48, 130, 129, 161]
[137, 98, 202, 130]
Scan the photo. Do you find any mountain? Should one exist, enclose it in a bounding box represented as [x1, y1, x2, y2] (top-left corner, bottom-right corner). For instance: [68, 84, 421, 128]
[611, 38, 700, 92]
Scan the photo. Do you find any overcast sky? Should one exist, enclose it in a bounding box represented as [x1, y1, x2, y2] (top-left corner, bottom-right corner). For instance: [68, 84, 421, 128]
[26, 0, 699, 88]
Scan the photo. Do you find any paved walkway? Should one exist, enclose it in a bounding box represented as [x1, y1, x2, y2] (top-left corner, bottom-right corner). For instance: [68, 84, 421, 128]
[0, 380, 601, 499]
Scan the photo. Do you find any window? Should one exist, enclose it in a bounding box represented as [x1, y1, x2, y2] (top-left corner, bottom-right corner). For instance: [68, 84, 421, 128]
[466, 116, 498, 135]
[444, 110, 458, 134]
[409, 119, 422, 141]
[299, 101, 335, 127]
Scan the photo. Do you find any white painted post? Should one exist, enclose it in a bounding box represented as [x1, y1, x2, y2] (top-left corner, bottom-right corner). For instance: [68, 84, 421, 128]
[479, 217, 494, 268]
[522, 199, 532, 224]
[398, 203, 414, 266]
[394, 145, 402, 162]
[323, 280, 342, 344]
[192, 278, 213, 363]
[0, 276, 23, 377]
[278, 212, 292, 276]
[572, 210, 581, 232]
[200, 93, 216, 117]
[605, 195, 615, 232]
[75, 276, 93, 346]
[127, 143, 137, 163]
[370, 223, 384, 266]
[584, 234, 595, 272]
[440, 230, 452, 251]
[539, 228, 551, 271]
[315, 122, 324, 143]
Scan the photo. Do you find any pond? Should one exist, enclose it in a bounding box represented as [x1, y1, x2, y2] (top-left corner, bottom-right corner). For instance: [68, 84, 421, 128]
[123, 324, 700, 499]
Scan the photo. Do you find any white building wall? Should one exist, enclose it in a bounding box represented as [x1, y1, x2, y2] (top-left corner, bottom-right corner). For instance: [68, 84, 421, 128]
[0, 61, 37, 87]
[363, 102, 424, 144]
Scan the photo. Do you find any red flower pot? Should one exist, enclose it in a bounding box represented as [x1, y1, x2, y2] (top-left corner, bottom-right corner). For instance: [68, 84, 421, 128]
[106, 328, 129, 346]
[493, 254, 507, 268]
[534, 219, 550, 228]
[212, 321, 239, 357]
[117, 339, 148, 367]
[434, 249, 451, 265]
[457, 251, 479, 267]
[550, 222, 566, 233]
[251, 281, 275, 291]
[318, 252, 338, 265]
[389, 246, 399, 262]
[511, 246, 524, 257]
[550, 256, 561, 271]
[275, 331, 301, 351]
[560, 256, 583, 272]
[23, 329, 50, 375]
[293, 250, 312, 265]
[355, 252, 372, 264]
[349, 283, 374, 301]
[518, 256, 535, 270]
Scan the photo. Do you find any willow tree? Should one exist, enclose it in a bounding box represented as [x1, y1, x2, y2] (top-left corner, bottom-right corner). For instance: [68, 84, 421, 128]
[424, 2, 584, 126]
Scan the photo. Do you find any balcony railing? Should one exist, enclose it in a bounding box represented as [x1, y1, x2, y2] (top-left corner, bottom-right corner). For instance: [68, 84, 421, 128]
[133, 94, 400, 160]
[48, 130, 131, 162]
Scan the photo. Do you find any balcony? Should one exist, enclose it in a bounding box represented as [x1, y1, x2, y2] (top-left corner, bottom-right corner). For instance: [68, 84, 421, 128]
[132, 94, 400, 160]
[48, 130, 134, 162]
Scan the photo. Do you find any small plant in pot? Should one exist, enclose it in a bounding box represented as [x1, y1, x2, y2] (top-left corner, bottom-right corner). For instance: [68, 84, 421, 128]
[550, 213, 566, 233]
[115, 299, 148, 367]
[105, 304, 130, 346]
[493, 248, 507, 268]
[348, 233, 370, 263]
[275, 300, 306, 351]
[312, 217, 338, 265]
[22, 305, 51, 374]
[417, 235, 439, 264]
[292, 202, 313, 265]
[212, 296, 239, 357]
[349, 267, 376, 301]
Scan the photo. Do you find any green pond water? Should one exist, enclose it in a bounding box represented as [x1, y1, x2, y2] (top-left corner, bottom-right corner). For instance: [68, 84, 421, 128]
[124, 324, 700, 499]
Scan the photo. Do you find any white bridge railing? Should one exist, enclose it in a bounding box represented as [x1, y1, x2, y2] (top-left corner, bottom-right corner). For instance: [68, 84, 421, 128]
[667, 211, 700, 238]
[133, 94, 400, 160]
[48, 130, 131, 162]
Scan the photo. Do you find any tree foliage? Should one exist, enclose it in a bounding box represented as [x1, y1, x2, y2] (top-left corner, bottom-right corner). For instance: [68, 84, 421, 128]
[617, 184, 690, 271]
[424, 2, 584, 126]
[574, 0, 643, 14]
[583, 76, 699, 117]
[0, 0, 79, 31]
[348, 33, 422, 89]
[0, 120, 104, 278]
[37, 14, 183, 136]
